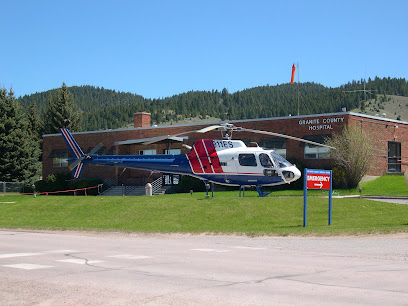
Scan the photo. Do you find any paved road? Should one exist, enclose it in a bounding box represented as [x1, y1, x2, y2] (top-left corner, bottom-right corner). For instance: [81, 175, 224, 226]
[365, 197, 408, 205]
[0, 230, 407, 305]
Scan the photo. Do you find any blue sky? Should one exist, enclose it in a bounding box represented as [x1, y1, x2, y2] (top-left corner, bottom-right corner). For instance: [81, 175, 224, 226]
[1, 0, 407, 99]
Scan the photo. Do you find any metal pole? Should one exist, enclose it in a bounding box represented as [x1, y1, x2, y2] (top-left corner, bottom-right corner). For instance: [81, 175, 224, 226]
[303, 169, 307, 227]
[297, 62, 300, 116]
[328, 171, 333, 225]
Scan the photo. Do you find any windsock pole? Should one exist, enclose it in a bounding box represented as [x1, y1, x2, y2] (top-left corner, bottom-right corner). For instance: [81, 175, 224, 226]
[297, 62, 300, 116]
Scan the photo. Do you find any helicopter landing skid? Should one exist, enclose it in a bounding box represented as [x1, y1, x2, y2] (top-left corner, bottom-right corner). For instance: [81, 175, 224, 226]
[256, 186, 270, 197]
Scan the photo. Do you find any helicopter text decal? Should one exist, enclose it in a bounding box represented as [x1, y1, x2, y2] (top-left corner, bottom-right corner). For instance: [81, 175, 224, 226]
[213, 140, 234, 149]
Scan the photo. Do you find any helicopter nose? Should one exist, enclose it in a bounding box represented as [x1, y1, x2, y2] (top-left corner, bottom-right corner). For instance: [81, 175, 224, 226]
[282, 166, 301, 182]
[292, 166, 301, 181]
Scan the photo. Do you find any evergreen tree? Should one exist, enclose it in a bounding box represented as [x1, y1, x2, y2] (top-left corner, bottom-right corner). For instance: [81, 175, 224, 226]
[16, 77, 408, 131]
[27, 101, 43, 139]
[0, 88, 41, 183]
[43, 82, 82, 134]
[360, 100, 366, 112]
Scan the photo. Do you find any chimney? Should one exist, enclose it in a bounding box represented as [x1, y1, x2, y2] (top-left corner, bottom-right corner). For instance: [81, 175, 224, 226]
[134, 112, 151, 128]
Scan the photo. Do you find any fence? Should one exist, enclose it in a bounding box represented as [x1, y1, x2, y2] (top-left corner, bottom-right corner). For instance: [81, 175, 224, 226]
[1, 182, 103, 196]
[151, 176, 163, 194]
[1, 182, 26, 196]
[30, 185, 103, 196]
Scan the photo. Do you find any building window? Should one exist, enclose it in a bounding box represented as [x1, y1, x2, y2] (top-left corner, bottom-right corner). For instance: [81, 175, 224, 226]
[304, 145, 330, 159]
[49, 149, 69, 168]
[259, 137, 286, 158]
[106, 146, 116, 155]
[301, 134, 330, 159]
[53, 157, 68, 168]
[163, 174, 180, 185]
[139, 149, 157, 155]
[388, 141, 401, 172]
[239, 154, 257, 167]
[164, 149, 181, 155]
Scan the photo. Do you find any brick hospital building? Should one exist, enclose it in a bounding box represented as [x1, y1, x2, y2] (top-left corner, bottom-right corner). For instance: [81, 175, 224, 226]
[42, 111, 407, 186]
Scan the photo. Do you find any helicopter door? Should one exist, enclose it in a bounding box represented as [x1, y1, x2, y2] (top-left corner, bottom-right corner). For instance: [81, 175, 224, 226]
[217, 152, 238, 173]
[236, 153, 260, 175]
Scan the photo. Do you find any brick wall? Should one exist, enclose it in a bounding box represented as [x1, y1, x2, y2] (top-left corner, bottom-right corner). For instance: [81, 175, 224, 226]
[347, 116, 408, 176]
[133, 112, 151, 128]
[42, 113, 408, 182]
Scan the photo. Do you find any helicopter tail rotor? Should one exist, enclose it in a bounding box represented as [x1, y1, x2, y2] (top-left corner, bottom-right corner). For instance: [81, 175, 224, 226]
[60, 128, 102, 178]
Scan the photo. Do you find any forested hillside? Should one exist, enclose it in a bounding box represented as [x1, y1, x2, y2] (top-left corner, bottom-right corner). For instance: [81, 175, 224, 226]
[18, 77, 408, 131]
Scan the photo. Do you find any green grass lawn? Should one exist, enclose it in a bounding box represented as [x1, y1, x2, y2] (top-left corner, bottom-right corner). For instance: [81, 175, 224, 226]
[359, 175, 408, 196]
[1, 175, 406, 236]
[0, 191, 407, 236]
[262, 174, 408, 197]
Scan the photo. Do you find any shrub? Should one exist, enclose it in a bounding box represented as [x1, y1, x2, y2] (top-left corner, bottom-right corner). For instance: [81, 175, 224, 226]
[35, 172, 103, 195]
[332, 166, 348, 189]
[179, 175, 206, 192]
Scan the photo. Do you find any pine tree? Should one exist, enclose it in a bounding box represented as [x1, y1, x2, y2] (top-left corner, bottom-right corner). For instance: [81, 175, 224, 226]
[43, 82, 82, 134]
[0, 88, 41, 183]
[27, 101, 43, 139]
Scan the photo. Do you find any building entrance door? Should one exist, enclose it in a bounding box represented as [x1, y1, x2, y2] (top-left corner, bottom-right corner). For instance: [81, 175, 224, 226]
[388, 141, 401, 173]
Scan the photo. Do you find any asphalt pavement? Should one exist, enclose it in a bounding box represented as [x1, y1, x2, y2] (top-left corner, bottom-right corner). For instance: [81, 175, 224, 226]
[363, 196, 408, 205]
[1, 230, 408, 305]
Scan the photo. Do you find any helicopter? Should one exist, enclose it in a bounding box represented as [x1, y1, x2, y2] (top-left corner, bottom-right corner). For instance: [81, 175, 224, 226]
[60, 123, 333, 197]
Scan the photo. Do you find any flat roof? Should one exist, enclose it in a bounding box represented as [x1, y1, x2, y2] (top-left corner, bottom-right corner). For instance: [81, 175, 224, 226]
[43, 111, 408, 137]
[115, 136, 187, 146]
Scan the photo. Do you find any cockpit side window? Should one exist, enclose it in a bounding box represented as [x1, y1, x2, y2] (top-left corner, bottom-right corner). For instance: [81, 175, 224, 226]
[238, 154, 257, 167]
[259, 153, 273, 168]
[270, 151, 293, 168]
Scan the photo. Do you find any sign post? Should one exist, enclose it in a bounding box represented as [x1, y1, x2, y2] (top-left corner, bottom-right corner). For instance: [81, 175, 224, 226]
[303, 168, 333, 227]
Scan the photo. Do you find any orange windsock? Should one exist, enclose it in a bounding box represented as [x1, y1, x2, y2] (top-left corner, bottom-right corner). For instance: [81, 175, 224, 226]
[290, 64, 296, 84]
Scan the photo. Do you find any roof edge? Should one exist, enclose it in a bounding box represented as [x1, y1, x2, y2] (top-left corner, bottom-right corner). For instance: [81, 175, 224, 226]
[43, 111, 408, 137]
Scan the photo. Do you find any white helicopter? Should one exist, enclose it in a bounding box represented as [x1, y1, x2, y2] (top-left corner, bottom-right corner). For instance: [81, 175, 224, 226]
[61, 123, 333, 197]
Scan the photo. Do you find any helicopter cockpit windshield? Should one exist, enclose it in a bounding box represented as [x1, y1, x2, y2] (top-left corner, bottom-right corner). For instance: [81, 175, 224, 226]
[270, 151, 293, 168]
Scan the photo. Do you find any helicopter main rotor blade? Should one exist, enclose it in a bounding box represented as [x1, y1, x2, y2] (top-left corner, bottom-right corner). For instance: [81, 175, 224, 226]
[243, 128, 335, 149]
[142, 130, 198, 145]
[196, 125, 223, 133]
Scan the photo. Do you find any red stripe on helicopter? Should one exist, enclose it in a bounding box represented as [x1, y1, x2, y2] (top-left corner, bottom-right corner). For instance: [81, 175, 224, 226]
[187, 140, 224, 174]
[200, 140, 214, 173]
[61, 128, 81, 159]
[73, 162, 83, 178]
[194, 140, 213, 173]
[203, 139, 223, 173]
[187, 145, 204, 173]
